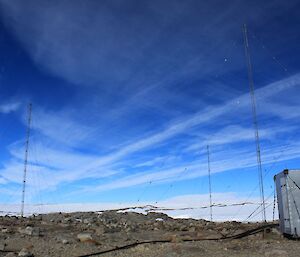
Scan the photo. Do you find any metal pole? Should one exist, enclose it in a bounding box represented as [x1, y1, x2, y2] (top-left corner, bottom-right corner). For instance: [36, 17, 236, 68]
[207, 145, 213, 222]
[242, 24, 266, 222]
[21, 103, 32, 217]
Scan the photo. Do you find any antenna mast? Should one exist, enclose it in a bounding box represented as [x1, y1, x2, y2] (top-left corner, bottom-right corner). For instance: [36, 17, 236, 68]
[242, 24, 266, 222]
[21, 103, 32, 217]
[207, 145, 213, 222]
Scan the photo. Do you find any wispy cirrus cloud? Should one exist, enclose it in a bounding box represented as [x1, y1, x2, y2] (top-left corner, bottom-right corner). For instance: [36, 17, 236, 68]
[185, 124, 296, 152]
[84, 140, 300, 193]
[0, 0, 299, 221]
[1, 73, 298, 197]
[29, 107, 94, 147]
[70, 73, 300, 174]
[0, 101, 20, 114]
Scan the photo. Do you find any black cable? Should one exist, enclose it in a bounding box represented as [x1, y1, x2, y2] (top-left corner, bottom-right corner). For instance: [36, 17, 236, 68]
[230, 141, 295, 221]
[250, 200, 274, 221]
[287, 175, 300, 192]
[226, 191, 274, 238]
[245, 191, 274, 221]
[76, 223, 278, 257]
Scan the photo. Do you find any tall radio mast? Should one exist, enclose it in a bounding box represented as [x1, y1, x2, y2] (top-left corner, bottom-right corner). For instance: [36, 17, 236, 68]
[242, 24, 266, 222]
[207, 145, 213, 222]
[21, 103, 32, 217]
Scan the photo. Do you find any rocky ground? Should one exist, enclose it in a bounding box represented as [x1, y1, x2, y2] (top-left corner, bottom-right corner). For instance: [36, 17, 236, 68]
[0, 210, 298, 257]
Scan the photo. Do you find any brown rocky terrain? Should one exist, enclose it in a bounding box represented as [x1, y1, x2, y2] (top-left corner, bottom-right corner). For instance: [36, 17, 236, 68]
[0, 211, 298, 257]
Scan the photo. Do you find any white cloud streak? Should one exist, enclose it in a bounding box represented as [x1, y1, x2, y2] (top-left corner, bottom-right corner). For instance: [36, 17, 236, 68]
[85, 142, 295, 193]
[73, 73, 300, 174]
[0, 74, 299, 194]
[30, 108, 93, 147]
[0, 101, 20, 113]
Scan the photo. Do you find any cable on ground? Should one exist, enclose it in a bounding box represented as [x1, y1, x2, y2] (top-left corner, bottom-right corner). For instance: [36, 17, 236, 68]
[76, 223, 278, 257]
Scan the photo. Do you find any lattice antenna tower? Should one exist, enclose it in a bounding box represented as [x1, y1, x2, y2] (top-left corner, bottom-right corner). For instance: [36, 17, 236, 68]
[207, 145, 213, 222]
[21, 103, 32, 217]
[242, 24, 266, 222]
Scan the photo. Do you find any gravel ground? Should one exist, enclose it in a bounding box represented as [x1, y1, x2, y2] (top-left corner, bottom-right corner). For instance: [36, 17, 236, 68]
[0, 211, 297, 257]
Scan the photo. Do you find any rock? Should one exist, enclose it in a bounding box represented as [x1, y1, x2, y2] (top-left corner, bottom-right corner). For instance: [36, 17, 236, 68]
[264, 249, 288, 257]
[18, 248, 34, 257]
[153, 221, 164, 229]
[179, 225, 188, 231]
[1, 228, 9, 233]
[221, 228, 227, 234]
[270, 228, 282, 236]
[77, 233, 93, 242]
[170, 234, 183, 243]
[5, 253, 17, 257]
[134, 244, 149, 252]
[0, 242, 6, 250]
[63, 218, 72, 224]
[188, 226, 196, 232]
[95, 227, 105, 235]
[18, 226, 40, 236]
[34, 215, 42, 221]
[62, 239, 69, 244]
[104, 226, 121, 233]
[83, 218, 92, 224]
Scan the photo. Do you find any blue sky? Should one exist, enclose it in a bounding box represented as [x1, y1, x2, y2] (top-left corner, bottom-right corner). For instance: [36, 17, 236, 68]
[0, 0, 300, 218]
